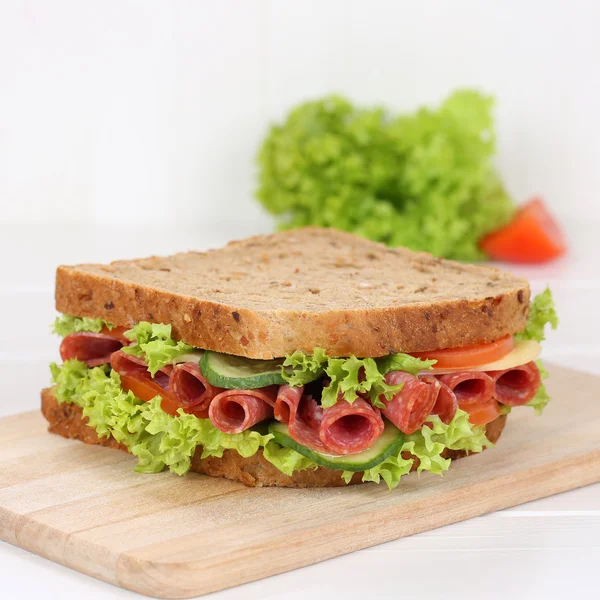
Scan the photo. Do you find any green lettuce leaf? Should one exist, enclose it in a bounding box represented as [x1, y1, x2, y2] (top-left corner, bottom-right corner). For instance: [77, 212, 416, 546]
[256, 89, 514, 260]
[123, 322, 193, 376]
[198, 425, 273, 460]
[282, 348, 436, 409]
[50, 360, 274, 476]
[52, 314, 114, 337]
[281, 348, 328, 386]
[515, 288, 558, 343]
[321, 356, 402, 409]
[377, 353, 436, 376]
[50, 362, 492, 487]
[50, 358, 91, 401]
[344, 452, 413, 487]
[345, 410, 490, 490]
[281, 349, 401, 409]
[428, 409, 491, 453]
[262, 441, 317, 476]
[514, 289, 556, 414]
[526, 359, 551, 415]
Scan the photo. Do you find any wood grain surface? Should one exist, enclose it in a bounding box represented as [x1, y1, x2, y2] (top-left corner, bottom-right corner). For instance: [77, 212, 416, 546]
[0, 364, 599, 599]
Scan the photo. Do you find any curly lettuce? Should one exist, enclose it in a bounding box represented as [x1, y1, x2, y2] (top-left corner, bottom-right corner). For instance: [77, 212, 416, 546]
[256, 89, 514, 260]
[281, 348, 328, 386]
[282, 349, 434, 409]
[516, 288, 558, 343]
[123, 322, 193, 376]
[52, 314, 114, 337]
[321, 356, 403, 409]
[526, 360, 551, 415]
[377, 353, 436, 376]
[343, 410, 491, 489]
[262, 442, 317, 477]
[51, 362, 492, 488]
[514, 289, 557, 415]
[50, 360, 274, 476]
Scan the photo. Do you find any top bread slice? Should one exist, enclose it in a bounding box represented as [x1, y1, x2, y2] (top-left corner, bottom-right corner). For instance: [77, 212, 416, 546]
[55, 227, 530, 359]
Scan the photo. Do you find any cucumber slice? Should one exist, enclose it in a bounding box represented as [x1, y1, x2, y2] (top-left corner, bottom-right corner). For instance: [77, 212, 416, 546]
[200, 350, 286, 389]
[170, 351, 204, 365]
[268, 419, 404, 472]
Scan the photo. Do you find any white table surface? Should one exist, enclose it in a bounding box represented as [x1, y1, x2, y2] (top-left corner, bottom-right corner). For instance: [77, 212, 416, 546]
[1, 220, 599, 600]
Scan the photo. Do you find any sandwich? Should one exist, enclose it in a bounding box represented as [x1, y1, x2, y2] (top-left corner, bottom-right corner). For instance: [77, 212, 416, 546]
[44, 227, 557, 489]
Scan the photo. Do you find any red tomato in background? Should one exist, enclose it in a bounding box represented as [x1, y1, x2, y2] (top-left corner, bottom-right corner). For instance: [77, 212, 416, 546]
[480, 198, 566, 263]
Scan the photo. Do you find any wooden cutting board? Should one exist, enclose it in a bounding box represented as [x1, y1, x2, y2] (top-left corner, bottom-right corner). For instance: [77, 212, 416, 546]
[1, 364, 599, 599]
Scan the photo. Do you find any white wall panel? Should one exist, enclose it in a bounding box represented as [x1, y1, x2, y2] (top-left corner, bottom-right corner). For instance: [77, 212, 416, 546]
[264, 0, 351, 119]
[0, 0, 598, 226]
[0, 1, 97, 222]
[167, 0, 267, 225]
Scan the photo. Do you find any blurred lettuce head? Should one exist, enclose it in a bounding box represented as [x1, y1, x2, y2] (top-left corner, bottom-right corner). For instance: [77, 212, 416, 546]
[256, 90, 514, 261]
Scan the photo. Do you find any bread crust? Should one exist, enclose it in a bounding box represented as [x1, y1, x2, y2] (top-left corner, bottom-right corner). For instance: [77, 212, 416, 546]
[41, 388, 507, 488]
[55, 228, 530, 359]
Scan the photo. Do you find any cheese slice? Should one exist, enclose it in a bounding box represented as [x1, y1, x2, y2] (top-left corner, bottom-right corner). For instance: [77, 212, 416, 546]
[424, 340, 541, 375]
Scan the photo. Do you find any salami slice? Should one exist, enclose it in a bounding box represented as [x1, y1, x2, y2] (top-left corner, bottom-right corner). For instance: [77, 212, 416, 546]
[421, 376, 458, 424]
[319, 397, 384, 455]
[275, 385, 326, 451]
[109, 350, 182, 414]
[276, 385, 385, 454]
[110, 350, 172, 389]
[437, 371, 495, 406]
[60, 332, 124, 367]
[382, 372, 439, 434]
[209, 387, 278, 434]
[488, 361, 541, 406]
[169, 363, 223, 413]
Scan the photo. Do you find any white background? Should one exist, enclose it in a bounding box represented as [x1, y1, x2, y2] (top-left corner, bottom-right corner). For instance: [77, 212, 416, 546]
[1, 0, 600, 227]
[1, 1, 599, 599]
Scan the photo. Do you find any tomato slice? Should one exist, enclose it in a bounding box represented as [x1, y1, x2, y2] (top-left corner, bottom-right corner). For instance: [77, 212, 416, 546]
[412, 335, 514, 369]
[100, 325, 129, 344]
[119, 373, 209, 418]
[480, 198, 566, 263]
[461, 399, 501, 426]
[119, 373, 181, 416]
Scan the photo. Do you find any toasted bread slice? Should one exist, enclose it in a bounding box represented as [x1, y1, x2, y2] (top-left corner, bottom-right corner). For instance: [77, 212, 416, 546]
[55, 227, 529, 358]
[41, 388, 507, 488]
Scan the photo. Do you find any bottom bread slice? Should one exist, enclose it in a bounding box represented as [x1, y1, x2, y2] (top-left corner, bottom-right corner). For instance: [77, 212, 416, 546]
[41, 388, 507, 488]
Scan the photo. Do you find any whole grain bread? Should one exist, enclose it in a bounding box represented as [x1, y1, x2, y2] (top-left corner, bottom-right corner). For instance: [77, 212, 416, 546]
[55, 227, 529, 359]
[41, 387, 506, 488]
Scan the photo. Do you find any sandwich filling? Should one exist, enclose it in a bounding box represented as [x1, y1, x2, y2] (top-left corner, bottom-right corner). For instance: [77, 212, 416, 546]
[49, 289, 557, 489]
